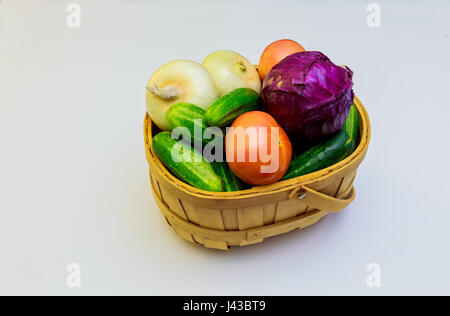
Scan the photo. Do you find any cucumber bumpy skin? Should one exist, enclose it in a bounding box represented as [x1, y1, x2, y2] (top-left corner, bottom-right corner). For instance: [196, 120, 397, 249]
[204, 88, 260, 127]
[152, 132, 223, 192]
[282, 105, 359, 180]
[211, 161, 247, 192]
[166, 102, 223, 146]
[343, 104, 359, 155]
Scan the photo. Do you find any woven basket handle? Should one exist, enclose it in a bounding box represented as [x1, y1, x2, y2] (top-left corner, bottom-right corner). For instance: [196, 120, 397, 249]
[289, 185, 356, 213]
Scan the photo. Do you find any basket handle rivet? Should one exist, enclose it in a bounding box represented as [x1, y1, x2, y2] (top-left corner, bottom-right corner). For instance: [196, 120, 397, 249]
[298, 193, 306, 200]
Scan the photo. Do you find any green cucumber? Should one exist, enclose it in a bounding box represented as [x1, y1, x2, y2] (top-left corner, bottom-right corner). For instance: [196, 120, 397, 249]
[282, 105, 359, 180]
[204, 88, 259, 127]
[211, 161, 246, 192]
[343, 104, 359, 155]
[166, 103, 223, 146]
[152, 132, 223, 192]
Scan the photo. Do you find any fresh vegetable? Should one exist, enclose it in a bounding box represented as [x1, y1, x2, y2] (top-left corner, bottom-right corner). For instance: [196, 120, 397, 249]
[282, 105, 359, 180]
[344, 104, 359, 150]
[261, 51, 354, 141]
[152, 132, 223, 192]
[204, 88, 260, 127]
[146, 60, 219, 131]
[166, 102, 223, 145]
[202, 50, 261, 96]
[258, 39, 305, 80]
[212, 161, 246, 192]
[226, 111, 292, 186]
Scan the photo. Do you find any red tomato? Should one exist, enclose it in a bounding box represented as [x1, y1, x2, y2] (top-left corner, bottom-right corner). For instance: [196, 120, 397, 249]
[258, 39, 305, 80]
[226, 111, 292, 186]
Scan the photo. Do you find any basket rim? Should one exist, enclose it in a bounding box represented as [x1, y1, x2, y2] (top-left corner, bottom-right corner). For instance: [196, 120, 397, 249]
[144, 95, 371, 200]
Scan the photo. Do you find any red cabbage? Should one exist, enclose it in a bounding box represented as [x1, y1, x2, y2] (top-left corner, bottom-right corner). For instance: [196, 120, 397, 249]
[261, 51, 354, 141]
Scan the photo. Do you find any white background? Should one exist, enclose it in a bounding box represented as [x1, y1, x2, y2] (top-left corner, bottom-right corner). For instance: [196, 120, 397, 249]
[1, 0, 449, 295]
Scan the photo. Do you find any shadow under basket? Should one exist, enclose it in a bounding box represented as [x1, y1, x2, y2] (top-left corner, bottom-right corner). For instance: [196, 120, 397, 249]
[144, 96, 371, 250]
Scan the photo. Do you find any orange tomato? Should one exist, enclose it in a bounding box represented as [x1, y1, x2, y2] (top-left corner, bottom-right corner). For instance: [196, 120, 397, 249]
[258, 39, 305, 80]
[225, 111, 292, 186]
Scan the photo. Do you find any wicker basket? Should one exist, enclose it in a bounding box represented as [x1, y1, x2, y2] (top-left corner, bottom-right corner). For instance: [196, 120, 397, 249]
[144, 96, 370, 250]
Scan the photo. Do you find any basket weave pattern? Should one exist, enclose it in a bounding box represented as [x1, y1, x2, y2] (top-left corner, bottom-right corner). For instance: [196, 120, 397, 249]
[144, 97, 370, 250]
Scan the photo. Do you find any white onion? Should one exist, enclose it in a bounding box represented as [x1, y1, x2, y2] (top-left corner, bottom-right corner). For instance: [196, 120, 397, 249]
[202, 50, 261, 96]
[146, 60, 219, 131]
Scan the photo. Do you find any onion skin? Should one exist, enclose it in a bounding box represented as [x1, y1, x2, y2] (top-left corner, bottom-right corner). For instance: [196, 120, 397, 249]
[261, 51, 354, 142]
[146, 60, 219, 131]
[202, 50, 261, 96]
